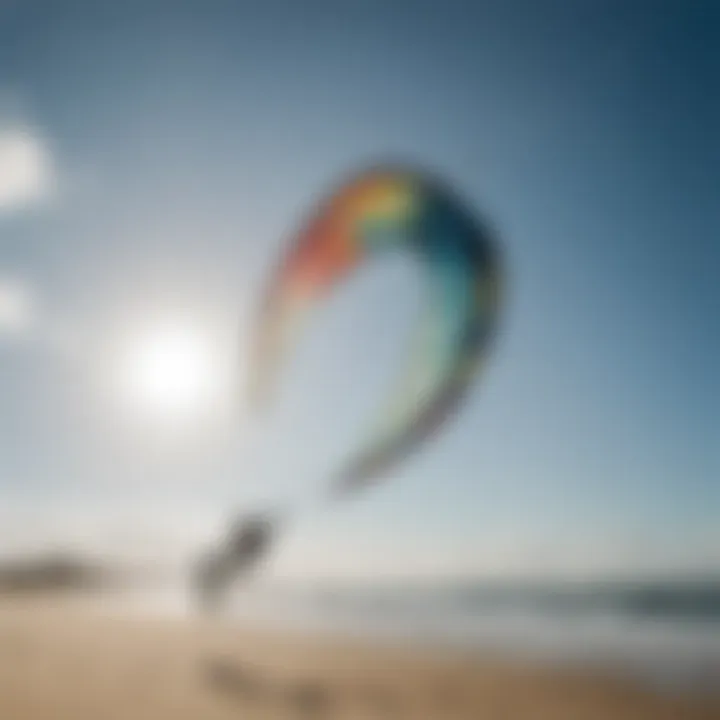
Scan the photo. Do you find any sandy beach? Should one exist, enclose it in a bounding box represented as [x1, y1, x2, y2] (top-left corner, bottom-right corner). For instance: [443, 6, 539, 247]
[0, 597, 717, 720]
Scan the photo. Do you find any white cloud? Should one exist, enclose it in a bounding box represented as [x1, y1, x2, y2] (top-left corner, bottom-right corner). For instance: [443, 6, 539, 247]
[0, 125, 54, 212]
[0, 277, 35, 335]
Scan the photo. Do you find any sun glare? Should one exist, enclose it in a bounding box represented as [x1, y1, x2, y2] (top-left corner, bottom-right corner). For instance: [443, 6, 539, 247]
[117, 323, 225, 422]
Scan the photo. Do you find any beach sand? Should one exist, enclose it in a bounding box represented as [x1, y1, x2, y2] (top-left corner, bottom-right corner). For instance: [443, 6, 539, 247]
[0, 597, 718, 719]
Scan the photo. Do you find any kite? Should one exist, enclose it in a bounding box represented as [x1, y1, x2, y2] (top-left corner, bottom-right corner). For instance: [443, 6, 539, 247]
[249, 163, 502, 496]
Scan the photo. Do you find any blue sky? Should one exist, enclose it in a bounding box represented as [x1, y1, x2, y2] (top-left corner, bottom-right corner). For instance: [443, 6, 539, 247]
[0, 0, 717, 578]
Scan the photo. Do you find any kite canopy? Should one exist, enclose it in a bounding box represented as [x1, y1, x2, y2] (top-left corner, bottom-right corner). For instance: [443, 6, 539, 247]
[249, 165, 502, 496]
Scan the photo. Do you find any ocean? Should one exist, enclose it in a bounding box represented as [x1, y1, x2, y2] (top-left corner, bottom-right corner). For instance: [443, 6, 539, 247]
[119, 577, 720, 697]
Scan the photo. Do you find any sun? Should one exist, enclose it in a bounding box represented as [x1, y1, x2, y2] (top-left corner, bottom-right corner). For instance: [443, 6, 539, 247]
[116, 323, 225, 422]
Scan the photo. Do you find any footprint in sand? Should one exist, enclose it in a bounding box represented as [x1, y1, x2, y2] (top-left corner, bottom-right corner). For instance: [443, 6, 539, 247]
[283, 681, 335, 717]
[204, 658, 268, 703]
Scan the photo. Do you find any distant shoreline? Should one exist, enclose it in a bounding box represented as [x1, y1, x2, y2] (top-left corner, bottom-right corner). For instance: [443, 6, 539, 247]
[0, 554, 165, 595]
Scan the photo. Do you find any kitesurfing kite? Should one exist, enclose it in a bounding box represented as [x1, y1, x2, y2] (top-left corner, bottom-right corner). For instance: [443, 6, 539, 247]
[251, 163, 502, 493]
[194, 164, 502, 609]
